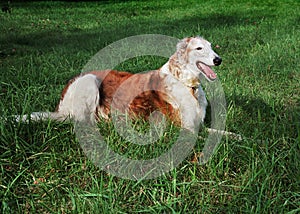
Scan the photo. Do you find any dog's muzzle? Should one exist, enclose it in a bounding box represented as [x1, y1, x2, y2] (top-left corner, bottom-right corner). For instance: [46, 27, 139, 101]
[213, 57, 222, 66]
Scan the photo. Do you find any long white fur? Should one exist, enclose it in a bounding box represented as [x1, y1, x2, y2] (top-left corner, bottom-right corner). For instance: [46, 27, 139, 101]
[158, 72, 202, 132]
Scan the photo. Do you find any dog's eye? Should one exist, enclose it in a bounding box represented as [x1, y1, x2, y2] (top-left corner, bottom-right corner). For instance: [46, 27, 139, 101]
[196, 47, 203, 50]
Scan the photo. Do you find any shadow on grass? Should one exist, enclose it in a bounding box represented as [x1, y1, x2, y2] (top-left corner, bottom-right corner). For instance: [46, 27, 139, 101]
[225, 94, 299, 139]
[1, 6, 273, 55]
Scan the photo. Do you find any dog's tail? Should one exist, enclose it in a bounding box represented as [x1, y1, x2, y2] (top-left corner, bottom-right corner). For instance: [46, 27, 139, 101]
[11, 111, 69, 123]
[9, 73, 101, 124]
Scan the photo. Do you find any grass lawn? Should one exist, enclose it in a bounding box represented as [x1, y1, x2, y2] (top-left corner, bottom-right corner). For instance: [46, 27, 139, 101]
[1, 0, 299, 213]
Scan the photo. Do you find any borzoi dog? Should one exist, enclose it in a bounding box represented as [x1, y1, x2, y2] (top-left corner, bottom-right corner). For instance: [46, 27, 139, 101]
[18, 36, 223, 133]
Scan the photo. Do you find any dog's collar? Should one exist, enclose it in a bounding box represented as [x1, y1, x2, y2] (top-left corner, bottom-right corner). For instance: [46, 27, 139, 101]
[186, 85, 198, 95]
[186, 86, 198, 97]
[185, 79, 201, 89]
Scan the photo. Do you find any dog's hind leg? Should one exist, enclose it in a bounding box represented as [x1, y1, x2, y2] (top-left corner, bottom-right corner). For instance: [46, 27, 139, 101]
[56, 74, 100, 123]
[11, 74, 100, 124]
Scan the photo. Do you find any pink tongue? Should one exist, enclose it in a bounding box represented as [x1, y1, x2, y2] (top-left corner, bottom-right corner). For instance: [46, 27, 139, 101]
[200, 63, 217, 80]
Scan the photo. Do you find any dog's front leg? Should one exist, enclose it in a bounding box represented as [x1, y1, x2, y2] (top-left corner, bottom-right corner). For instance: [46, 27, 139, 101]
[194, 86, 208, 123]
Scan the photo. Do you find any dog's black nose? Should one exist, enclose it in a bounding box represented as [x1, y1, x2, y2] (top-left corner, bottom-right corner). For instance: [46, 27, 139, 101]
[213, 57, 222, 66]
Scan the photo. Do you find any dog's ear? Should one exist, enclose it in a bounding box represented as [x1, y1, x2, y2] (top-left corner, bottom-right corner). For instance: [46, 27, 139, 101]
[176, 38, 189, 52]
[176, 37, 191, 62]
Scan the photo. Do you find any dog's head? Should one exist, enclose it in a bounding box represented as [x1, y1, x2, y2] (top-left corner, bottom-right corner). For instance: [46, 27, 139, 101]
[177, 36, 222, 82]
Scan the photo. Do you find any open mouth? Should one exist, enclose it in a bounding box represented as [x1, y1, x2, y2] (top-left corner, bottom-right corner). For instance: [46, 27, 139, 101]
[196, 61, 217, 81]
